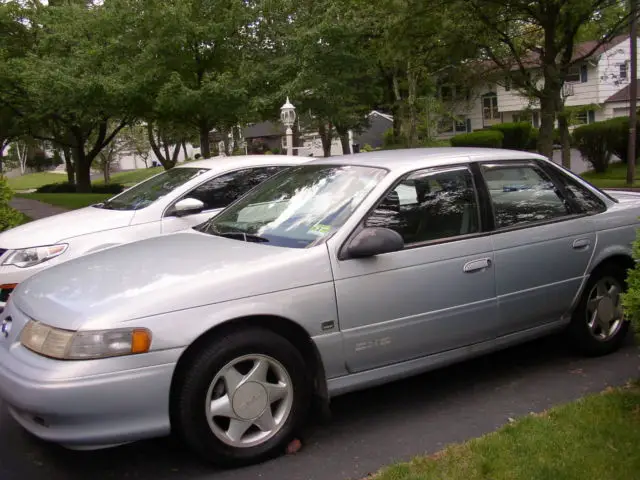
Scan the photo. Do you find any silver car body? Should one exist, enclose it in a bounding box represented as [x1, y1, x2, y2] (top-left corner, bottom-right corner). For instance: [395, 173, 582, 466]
[0, 148, 637, 449]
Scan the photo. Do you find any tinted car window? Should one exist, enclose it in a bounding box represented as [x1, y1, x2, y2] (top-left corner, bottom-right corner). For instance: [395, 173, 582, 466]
[482, 164, 570, 228]
[188, 166, 287, 210]
[545, 167, 607, 214]
[365, 166, 480, 245]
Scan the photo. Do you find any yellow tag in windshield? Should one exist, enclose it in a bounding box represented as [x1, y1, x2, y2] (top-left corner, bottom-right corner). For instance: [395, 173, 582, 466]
[308, 224, 332, 236]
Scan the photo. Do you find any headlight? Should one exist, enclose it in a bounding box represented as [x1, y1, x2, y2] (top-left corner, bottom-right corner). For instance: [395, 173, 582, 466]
[20, 320, 152, 360]
[3, 244, 68, 268]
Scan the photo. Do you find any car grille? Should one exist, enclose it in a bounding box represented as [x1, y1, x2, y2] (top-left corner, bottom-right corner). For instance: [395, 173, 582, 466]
[0, 249, 6, 258]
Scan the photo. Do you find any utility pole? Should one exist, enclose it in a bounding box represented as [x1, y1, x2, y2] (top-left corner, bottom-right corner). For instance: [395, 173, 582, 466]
[627, 0, 638, 185]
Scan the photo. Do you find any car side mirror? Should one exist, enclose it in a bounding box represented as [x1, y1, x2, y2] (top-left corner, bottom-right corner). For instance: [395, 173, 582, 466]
[345, 227, 404, 259]
[172, 198, 205, 217]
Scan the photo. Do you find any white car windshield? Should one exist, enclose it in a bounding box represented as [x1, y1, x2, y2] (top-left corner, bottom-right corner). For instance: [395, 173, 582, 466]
[198, 164, 387, 248]
[95, 167, 209, 211]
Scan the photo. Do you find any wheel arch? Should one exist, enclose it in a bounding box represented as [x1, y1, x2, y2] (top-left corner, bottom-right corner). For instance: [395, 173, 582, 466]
[168, 314, 330, 427]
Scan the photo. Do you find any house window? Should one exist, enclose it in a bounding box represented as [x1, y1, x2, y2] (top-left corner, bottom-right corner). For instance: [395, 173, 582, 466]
[440, 85, 453, 101]
[574, 110, 595, 125]
[620, 62, 628, 80]
[566, 65, 581, 83]
[532, 112, 540, 128]
[455, 118, 468, 132]
[482, 94, 500, 120]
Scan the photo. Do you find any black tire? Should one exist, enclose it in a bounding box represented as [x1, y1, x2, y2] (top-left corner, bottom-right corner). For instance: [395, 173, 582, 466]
[568, 263, 630, 356]
[173, 327, 311, 467]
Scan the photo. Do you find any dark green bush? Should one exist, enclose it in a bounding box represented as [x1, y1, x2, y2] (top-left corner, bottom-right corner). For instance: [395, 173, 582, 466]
[489, 122, 531, 150]
[450, 130, 503, 148]
[602, 116, 640, 163]
[622, 233, 640, 336]
[0, 176, 26, 232]
[527, 128, 539, 150]
[36, 182, 125, 194]
[572, 122, 612, 173]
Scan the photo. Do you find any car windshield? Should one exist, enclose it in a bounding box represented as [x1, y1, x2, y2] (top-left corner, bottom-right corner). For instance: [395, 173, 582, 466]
[95, 167, 209, 211]
[196, 164, 387, 248]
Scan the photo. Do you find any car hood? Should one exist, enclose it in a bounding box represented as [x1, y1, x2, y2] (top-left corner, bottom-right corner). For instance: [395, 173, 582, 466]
[13, 230, 333, 330]
[602, 189, 640, 203]
[0, 206, 135, 249]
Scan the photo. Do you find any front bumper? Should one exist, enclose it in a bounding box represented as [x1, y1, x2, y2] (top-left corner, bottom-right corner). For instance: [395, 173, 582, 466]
[0, 305, 181, 449]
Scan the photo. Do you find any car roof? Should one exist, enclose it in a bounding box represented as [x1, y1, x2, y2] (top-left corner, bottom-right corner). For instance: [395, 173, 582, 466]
[175, 155, 308, 172]
[305, 147, 547, 172]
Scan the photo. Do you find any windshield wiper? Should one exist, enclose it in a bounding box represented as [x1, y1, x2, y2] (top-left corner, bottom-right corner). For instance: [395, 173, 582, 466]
[216, 231, 270, 243]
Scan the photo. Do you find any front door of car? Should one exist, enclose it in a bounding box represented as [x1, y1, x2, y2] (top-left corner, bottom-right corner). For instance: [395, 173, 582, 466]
[331, 164, 499, 374]
[477, 160, 597, 335]
[161, 166, 287, 234]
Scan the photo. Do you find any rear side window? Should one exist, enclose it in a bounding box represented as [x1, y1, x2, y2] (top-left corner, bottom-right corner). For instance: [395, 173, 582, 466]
[481, 164, 571, 229]
[187, 166, 287, 210]
[543, 166, 607, 214]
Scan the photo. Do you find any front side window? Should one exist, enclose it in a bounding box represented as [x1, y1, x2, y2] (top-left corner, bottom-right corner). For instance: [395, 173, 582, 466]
[364, 166, 480, 245]
[481, 164, 570, 228]
[185, 166, 287, 211]
[96, 167, 209, 211]
[197, 165, 387, 248]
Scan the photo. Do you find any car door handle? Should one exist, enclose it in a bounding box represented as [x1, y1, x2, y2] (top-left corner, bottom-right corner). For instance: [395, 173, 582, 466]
[463, 258, 492, 273]
[572, 238, 591, 250]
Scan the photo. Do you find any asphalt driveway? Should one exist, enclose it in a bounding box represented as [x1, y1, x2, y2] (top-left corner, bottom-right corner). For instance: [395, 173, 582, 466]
[0, 332, 638, 480]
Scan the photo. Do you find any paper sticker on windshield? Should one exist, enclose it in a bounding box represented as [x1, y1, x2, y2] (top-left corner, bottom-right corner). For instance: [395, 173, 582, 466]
[308, 224, 331, 236]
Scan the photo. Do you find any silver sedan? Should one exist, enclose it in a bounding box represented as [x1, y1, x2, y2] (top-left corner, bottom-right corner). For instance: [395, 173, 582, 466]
[0, 148, 636, 466]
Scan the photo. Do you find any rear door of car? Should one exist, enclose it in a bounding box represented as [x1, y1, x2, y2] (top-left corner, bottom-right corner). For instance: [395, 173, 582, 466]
[475, 158, 599, 335]
[331, 162, 500, 373]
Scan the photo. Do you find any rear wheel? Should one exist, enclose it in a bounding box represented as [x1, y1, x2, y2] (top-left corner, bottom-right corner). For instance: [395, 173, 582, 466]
[568, 264, 630, 356]
[173, 328, 311, 466]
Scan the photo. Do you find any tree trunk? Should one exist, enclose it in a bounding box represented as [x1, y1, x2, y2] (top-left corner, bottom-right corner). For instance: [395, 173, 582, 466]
[0, 148, 4, 175]
[62, 146, 74, 184]
[199, 123, 211, 159]
[406, 63, 419, 147]
[558, 113, 571, 169]
[336, 126, 351, 155]
[318, 123, 333, 157]
[223, 130, 231, 156]
[538, 95, 556, 160]
[182, 140, 188, 161]
[392, 73, 403, 144]
[74, 148, 92, 193]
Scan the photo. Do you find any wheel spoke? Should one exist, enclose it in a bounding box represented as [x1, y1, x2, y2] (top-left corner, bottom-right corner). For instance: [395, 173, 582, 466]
[587, 296, 600, 311]
[245, 358, 270, 383]
[608, 284, 621, 301]
[588, 310, 599, 332]
[253, 407, 276, 432]
[210, 395, 234, 418]
[223, 365, 244, 392]
[596, 313, 610, 333]
[596, 281, 608, 297]
[263, 381, 288, 403]
[226, 418, 252, 442]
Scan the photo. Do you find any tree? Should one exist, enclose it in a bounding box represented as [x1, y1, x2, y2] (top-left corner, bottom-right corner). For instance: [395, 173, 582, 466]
[1, 1, 145, 191]
[121, 124, 152, 168]
[146, 121, 182, 170]
[463, 0, 635, 159]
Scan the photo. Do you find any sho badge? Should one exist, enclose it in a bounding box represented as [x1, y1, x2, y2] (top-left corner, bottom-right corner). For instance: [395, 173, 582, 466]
[1, 316, 12, 338]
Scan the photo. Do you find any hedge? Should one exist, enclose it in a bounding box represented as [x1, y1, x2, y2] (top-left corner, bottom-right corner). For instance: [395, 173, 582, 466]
[572, 122, 612, 173]
[36, 182, 125, 194]
[450, 130, 503, 148]
[489, 122, 532, 150]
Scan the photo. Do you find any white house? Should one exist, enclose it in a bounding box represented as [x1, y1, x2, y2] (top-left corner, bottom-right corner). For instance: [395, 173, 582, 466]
[436, 35, 640, 139]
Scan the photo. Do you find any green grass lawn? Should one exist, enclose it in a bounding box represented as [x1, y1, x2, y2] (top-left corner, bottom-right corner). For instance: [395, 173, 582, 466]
[15, 193, 113, 210]
[98, 166, 162, 186]
[375, 382, 640, 480]
[6, 172, 67, 190]
[581, 162, 640, 188]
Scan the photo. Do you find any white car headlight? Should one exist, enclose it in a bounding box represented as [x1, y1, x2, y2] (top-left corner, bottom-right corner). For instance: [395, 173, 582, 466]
[3, 244, 68, 268]
[20, 320, 152, 360]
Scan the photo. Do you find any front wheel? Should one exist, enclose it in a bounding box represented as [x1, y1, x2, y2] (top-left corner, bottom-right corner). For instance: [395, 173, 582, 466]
[568, 264, 630, 356]
[173, 328, 311, 466]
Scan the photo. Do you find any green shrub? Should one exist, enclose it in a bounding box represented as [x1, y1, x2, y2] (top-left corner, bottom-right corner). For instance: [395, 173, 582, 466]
[527, 128, 539, 150]
[450, 130, 503, 148]
[489, 122, 531, 150]
[264, 150, 273, 155]
[602, 116, 640, 163]
[572, 122, 612, 173]
[36, 182, 125, 194]
[361, 144, 374, 152]
[0, 176, 26, 232]
[622, 234, 640, 336]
